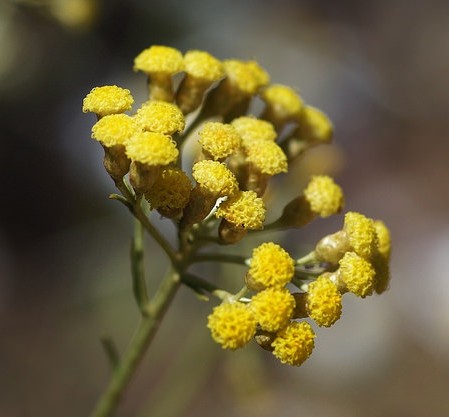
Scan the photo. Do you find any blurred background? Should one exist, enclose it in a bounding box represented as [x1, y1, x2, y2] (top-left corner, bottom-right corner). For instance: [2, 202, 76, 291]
[1, 0, 449, 416]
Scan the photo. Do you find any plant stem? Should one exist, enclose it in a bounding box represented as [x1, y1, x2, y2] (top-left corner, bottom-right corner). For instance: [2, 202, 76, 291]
[188, 253, 247, 266]
[90, 268, 181, 417]
[131, 218, 149, 310]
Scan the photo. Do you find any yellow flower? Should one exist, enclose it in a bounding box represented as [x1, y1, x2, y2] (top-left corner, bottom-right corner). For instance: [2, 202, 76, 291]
[271, 321, 315, 366]
[338, 251, 376, 298]
[215, 190, 266, 230]
[344, 212, 378, 259]
[91, 114, 141, 147]
[303, 175, 344, 218]
[223, 59, 270, 95]
[183, 50, 224, 82]
[245, 140, 288, 176]
[373, 220, 391, 259]
[297, 105, 333, 143]
[134, 45, 184, 74]
[134, 101, 185, 135]
[247, 242, 295, 289]
[250, 287, 296, 332]
[231, 116, 277, 146]
[306, 275, 342, 327]
[145, 167, 192, 211]
[198, 122, 242, 160]
[192, 160, 239, 197]
[207, 301, 257, 350]
[125, 132, 178, 166]
[82, 85, 134, 117]
[261, 84, 303, 120]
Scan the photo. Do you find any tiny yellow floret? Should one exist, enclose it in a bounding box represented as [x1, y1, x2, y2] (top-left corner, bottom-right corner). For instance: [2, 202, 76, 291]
[125, 132, 178, 166]
[344, 212, 378, 259]
[223, 60, 270, 95]
[303, 175, 344, 217]
[245, 140, 288, 175]
[271, 321, 315, 366]
[134, 45, 184, 74]
[250, 287, 296, 333]
[261, 84, 303, 119]
[198, 122, 242, 160]
[373, 220, 391, 259]
[298, 105, 333, 143]
[134, 101, 185, 135]
[207, 302, 257, 350]
[145, 167, 192, 210]
[91, 114, 141, 147]
[215, 191, 266, 230]
[338, 251, 376, 297]
[231, 116, 277, 145]
[184, 50, 224, 82]
[192, 160, 239, 197]
[306, 275, 342, 327]
[248, 242, 295, 289]
[82, 85, 134, 116]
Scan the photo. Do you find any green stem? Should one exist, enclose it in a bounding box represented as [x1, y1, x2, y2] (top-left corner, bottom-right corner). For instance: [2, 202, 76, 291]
[131, 218, 149, 310]
[90, 268, 181, 417]
[188, 253, 248, 266]
[100, 335, 120, 370]
[296, 251, 318, 265]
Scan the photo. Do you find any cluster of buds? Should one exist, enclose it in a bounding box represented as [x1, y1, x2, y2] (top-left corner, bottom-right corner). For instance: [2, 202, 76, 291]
[83, 45, 391, 367]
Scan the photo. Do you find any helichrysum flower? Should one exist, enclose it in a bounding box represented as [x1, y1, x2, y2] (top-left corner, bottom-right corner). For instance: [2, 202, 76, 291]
[373, 220, 392, 294]
[134, 101, 185, 135]
[82, 85, 134, 117]
[250, 287, 296, 332]
[192, 160, 239, 197]
[271, 321, 316, 366]
[126, 132, 178, 166]
[303, 175, 344, 218]
[215, 190, 266, 230]
[344, 211, 378, 260]
[261, 84, 303, 125]
[373, 220, 391, 260]
[198, 122, 242, 160]
[91, 114, 141, 147]
[207, 302, 257, 350]
[223, 59, 270, 96]
[231, 116, 277, 146]
[145, 167, 192, 213]
[134, 45, 184, 75]
[244, 140, 288, 176]
[183, 50, 224, 82]
[338, 251, 376, 297]
[297, 105, 333, 143]
[306, 275, 342, 327]
[247, 242, 295, 290]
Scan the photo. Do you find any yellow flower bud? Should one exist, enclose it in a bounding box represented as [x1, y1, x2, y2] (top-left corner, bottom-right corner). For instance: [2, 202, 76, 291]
[338, 251, 376, 298]
[134, 101, 185, 135]
[303, 175, 344, 218]
[82, 85, 133, 117]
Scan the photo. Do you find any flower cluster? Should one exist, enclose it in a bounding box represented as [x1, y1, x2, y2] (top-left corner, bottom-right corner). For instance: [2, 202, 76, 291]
[83, 45, 391, 368]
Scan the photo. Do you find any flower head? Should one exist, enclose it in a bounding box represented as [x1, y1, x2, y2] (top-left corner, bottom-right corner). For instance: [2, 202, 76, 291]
[207, 302, 256, 350]
[261, 84, 303, 120]
[134, 101, 185, 135]
[91, 114, 141, 147]
[82, 85, 134, 117]
[247, 242, 295, 290]
[338, 251, 376, 297]
[306, 275, 342, 327]
[198, 122, 242, 160]
[250, 287, 296, 332]
[125, 132, 178, 166]
[303, 175, 344, 218]
[344, 212, 378, 259]
[373, 220, 391, 259]
[231, 116, 277, 145]
[145, 167, 192, 211]
[134, 45, 184, 74]
[215, 190, 266, 230]
[271, 321, 316, 366]
[192, 160, 239, 197]
[245, 140, 288, 175]
[183, 50, 224, 82]
[223, 60, 270, 95]
[297, 105, 333, 143]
